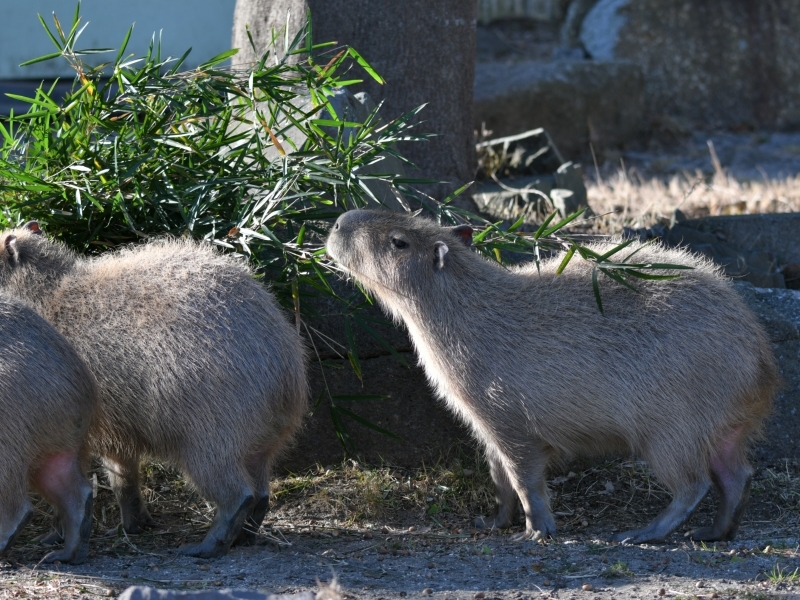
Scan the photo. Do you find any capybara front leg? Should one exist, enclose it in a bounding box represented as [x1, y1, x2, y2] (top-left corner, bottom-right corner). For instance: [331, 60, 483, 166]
[687, 431, 753, 542]
[508, 447, 556, 542]
[31, 452, 93, 564]
[474, 446, 517, 530]
[613, 478, 710, 544]
[103, 456, 154, 535]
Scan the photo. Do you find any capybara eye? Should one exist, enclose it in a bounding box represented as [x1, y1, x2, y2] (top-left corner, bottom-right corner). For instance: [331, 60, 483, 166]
[392, 237, 408, 249]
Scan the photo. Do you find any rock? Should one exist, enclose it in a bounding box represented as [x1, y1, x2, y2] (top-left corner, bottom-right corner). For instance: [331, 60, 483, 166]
[474, 59, 645, 157]
[117, 587, 315, 600]
[579, 0, 800, 129]
[279, 354, 473, 472]
[554, 162, 591, 216]
[474, 130, 592, 223]
[476, 128, 565, 179]
[478, 0, 562, 23]
[560, 0, 601, 48]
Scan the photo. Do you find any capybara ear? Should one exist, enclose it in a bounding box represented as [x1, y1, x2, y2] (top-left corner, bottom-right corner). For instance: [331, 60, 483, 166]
[434, 241, 449, 270]
[23, 221, 43, 235]
[450, 225, 473, 247]
[4, 235, 19, 263]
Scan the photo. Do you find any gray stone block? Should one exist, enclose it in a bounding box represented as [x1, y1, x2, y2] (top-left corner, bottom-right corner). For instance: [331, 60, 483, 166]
[474, 59, 645, 156]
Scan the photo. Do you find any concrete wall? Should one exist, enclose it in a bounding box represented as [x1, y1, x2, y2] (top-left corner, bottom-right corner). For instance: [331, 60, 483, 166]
[1, 0, 236, 79]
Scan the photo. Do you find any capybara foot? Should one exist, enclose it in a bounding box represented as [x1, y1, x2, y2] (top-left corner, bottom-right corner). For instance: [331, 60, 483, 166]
[41, 544, 88, 565]
[35, 529, 64, 546]
[474, 512, 512, 531]
[684, 526, 735, 542]
[509, 515, 556, 542]
[611, 529, 660, 544]
[510, 528, 552, 543]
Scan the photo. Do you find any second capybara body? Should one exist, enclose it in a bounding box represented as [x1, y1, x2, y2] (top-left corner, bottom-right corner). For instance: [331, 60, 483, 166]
[0, 223, 308, 558]
[327, 209, 776, 543]
[0, 290, 98, 564]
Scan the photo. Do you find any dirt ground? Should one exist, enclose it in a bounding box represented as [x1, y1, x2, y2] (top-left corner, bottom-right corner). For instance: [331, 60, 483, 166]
[1, 451, 798, 600]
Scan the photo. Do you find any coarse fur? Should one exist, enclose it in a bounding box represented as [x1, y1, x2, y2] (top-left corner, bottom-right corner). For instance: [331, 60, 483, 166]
[327, 210, 776, 543]
[0, 225, 309, 558]
[0, 293, 98, 564]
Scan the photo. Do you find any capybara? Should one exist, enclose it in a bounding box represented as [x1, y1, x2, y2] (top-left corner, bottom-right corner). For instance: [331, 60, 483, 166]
[0, 222, 308, 558]
[326, 209, 776, 543]
[0, 291, 97, 564]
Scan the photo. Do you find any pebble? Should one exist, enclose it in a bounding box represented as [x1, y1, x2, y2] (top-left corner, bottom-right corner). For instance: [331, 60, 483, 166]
[582, 583, 593, 591]
[408, 526, 417, 532]
[658, 589, 666, 596]
[474, 593, 485, 599]
[696, 581, 705, 589]
[422, 589, 433, 596]
[581, 520, 589, 527]
[363, 531, 373, 540]
[199, 564, 210, 571]
[543, 580, 551, 586]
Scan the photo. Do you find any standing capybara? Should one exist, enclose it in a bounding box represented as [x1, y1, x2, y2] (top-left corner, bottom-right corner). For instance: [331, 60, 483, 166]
[0, 222, 308, 558]
[0, 292, 98, 564]
[327, 210, 776, 543]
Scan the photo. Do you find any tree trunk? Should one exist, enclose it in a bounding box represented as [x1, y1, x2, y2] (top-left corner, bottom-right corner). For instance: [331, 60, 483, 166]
[232, 0, 477, 205]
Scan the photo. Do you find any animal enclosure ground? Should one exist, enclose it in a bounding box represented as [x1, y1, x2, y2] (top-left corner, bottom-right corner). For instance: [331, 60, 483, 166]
[3, 141, 800, 600]
[0, 454, 798, 600]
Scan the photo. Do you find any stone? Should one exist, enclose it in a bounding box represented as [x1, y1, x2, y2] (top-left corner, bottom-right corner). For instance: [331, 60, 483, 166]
[578, 0, 800, 129]
[553, 162, 591, 216]
[478, 0, 563, 23]
[117, 587, 315, 600]
[474, 59, 645, 157]
[279, 354, 473, 472]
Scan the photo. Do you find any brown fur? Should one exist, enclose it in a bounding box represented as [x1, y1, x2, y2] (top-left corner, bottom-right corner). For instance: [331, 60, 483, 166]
[327, 210, 776, 543]
[0, 293, 98, 564]
[0, 226, 309, 557]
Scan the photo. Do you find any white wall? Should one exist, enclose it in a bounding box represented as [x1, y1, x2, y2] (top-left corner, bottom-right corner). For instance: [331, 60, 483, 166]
[0, 0, 236, 79]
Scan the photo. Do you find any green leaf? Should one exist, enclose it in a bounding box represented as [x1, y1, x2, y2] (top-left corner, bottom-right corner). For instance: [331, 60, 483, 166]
[592, 267, 604, 314]
[555, 244, 576, 275]
[19, 51, 64, 67]
[346, 47, 385, 84]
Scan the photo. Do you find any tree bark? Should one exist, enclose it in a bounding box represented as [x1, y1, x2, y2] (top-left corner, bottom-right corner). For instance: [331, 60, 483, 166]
[232, 0, 477, 204]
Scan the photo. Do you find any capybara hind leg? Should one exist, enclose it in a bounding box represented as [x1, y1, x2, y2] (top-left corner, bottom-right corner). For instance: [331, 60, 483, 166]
[179, 464, 254, 558]
[102, 456, 154, 534]
[234, 454, 271, 546]
[475, 448, 517, 530]
[613, 478, 710, 544]
[0, 498, 34, 557]
[687, 431, 753, 542]
[32, 452, 93, 564]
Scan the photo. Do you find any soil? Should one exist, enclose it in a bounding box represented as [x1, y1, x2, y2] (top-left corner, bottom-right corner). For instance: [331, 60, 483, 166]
[1, 454, 798, 600]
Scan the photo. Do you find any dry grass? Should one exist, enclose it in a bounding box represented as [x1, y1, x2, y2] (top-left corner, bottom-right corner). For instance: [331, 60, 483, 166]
[585, 168, 800, 234]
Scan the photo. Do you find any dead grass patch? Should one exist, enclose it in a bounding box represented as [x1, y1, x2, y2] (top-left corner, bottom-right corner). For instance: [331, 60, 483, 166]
[585, 168, 800, 234]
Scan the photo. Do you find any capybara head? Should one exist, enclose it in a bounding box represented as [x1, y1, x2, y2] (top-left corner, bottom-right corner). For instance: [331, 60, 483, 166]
[327, 210, 474, 308]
